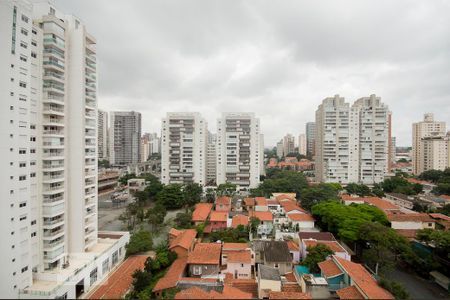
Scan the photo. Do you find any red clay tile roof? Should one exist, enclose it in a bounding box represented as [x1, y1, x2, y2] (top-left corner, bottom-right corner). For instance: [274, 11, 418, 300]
[304, 240, 347, 253]
[286, 240, 300, 252]
[318, 259, 344, 278]
[223, 243, 249, 250]
[288, 213, 315, 222]
[269, 291, 311, 299]
[388, 213, 434, 222]
[175, 286, 211, 299]
[334, 256, 394, 299]
[284, 272, 297, 282]
[178, 277, 219, 283]
[232, 215, 249, 228]
[192, 203, 213, 222]
[252, 211, 273, 221]
[440, 195, 450, 201]
[153, 257, 188, 292]
[281, 201, 307, 213]
[281, 283, 303, 293]
[267, 199, 279, 206]
[215, 196, 231, 205]
[169, 229, 197, 251]
[244, 197, 255, 206]
[224, 277, 258, 299]
[336, 285, 364, 299]
[275, 194, 296, 201]
[210, 211, 228, 222]
[429, 213, 450, 221]
[299, 232, 336, 241]
[255, 197, 268, 206]
[169, 228, 182, 237]
[227, 250, 252, 264]
[88, 255, 149, 299]
[363, 197, 399, 210]
[406, 178, 434, 186]
[187, 243, 222, 265]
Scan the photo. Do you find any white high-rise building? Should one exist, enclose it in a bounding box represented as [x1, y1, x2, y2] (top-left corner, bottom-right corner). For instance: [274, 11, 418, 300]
[1, 1, 128, 298]
[98, 109, 108, 160]
[140, 133, 151, 162]
[315, 94, 389, 184]
[149, 132, 160, 154]
[216, 113, 261, 189]
[282, 134, 295, 156]
[259, 133, 266, 176]
[306, 122, 316, 158]
[412, 113, 446, 175]
[206, 131, 217, 185]
[298, 133, 306, 156]
[276, 140, 283, 158]
[161, 112, 207, 185]
[109, 111, 141, 166]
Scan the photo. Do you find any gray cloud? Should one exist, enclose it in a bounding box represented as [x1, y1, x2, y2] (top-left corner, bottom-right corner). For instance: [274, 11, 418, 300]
[58, 0, 450, 146]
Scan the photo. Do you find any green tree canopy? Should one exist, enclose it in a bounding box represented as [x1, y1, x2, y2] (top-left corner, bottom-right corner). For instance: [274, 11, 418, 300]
[156, 184, 184, 209]
[299, 183, 341, 210]
[345, 183, 372, 197]
[216, 182, 237, 197]
[182, 183, 203, 207]
[126, 229, 153, 257]
[302, 244, 334, 273]
[250, 170, 308, 198]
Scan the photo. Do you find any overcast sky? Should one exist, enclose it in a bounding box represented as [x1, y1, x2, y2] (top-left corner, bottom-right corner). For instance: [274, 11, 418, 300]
[57, 0, 450, 147]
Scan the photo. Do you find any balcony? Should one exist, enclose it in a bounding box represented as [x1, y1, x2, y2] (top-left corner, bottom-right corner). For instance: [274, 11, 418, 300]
[43, 227, 64, 238]
[43, 246, 65, 261]
[43, 238, 64, 250]
[43, 129, 64, 136]
[43, 151, 64, 159]
[43, 195, 64, 204]
[43, 217, 64, 228]
[43, 37, 65, 49]
[43, 93, 64, 104]
[43, 105, 64, 115]
[43, 60, 65, 71]
[43, 203, 65, 216]
[42, 173, 64, 183]
[42, 163, 64, 171]
[43, 185, 64, 195]
[43, 118, 64, 126]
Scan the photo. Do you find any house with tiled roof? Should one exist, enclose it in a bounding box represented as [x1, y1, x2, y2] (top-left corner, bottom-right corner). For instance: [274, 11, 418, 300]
[273, 193, 296, 202]
[243, 197, 255, 211]
[281, 200, 307, 215]
[301, 239, 351, 261]
[169, 229, 197, 258]
[224, 273, 258, 298]
[209, 211, 229, 232]
[286, 240, 300, 263]
[187, 243, 222, 277]
[153, 257, 188, 297]
[192, 203, 213, 225]
[429, 213, 450, 230]
[388, 213, 435, 238]
[262, 240, 293, 275]
[255, 197, 269, 212]
[269, 291, 311, 299]
[231, 214, 249, 229]
[175, 284, 253, 299]
[318, 255, 394, 299]
[215, 196, 232, 212]
[222, 243, 252, 265]
[226, 250, 254, 279]
[251, 211, 274, 236]
[299, 231, 336, 242]
[287, 213, 315, 229]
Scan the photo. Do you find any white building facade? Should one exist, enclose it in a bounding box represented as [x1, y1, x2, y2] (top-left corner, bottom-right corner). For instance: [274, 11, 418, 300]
[97, 109, 108, 160]
[216, 112, 261, 189]
[161, 112, 207, 185]
[0, 1, 128, 298]
[109, 111, 141, 166]
[298, 133, 306, 156]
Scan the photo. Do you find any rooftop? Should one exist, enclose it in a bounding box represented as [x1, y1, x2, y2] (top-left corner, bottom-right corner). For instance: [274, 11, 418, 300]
[269, 291, 311, 299]
[259, 264, 281, 281]
[288, 213, 315, 222]
[251, 211, 273, 222]
[336, 285, 364, 299]
[210, 211, 228, 222]
[192, 203, 213, 222]
[153, 257, 188, 292]
[243, 197, 255, 206]
[215, 196, 231, 206]
[223, 243, 249, 250]
[286, 240, 299, 252]
[169, 229, 197, 251]
[227, 250, 252, 264]
[303, 240, 347, 253]
[187, 243, 222, 265]
[299, 232, 336, 241]
[388, 213, 434, 222]
[264, 241, 292, 263]
[231, 214, 249, 228]
[255, 197, 268, 206]
[318, 259, 344, 278]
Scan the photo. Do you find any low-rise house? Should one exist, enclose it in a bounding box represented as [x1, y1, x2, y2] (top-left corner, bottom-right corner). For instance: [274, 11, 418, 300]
[255, 197, 269, 211]
[231, 214, 249, 229]
[258, 265, 282, 299]
[226, 250, 254, 279]
[243, 197, 255, 211]
[153, 257, 188, 297]
[269, 291, 311, 299]
[175, 284, 252, 299]
[273, 193, 297, 202]
[252, 211, 274, 236]
[407, 178, 436, 194]
[127, 178, 146, 193]
[209, 211, 229, 231]
[281, 200, 308, 215]
[298, 273, 330, 299]
[215, 196, 232, 212]
[286, 240, 300, 264]
[187, 243, 222, 278]
[301, 239, 351, 261]
[192, 203, 213, 225]
[341, 195, 401, 215]
[267, 199, 281, 213]
[318, 255, 394, 299]
[169, 229, 197, 258]
[263, 241, 293, 275]
[222, 243, 251, 265]
[388, 213, 436, 233]
[385, 193, 415, 210]
[287, 213, 315, 229]
[429, 213, 450, 230]
[299, 232, 336, 243]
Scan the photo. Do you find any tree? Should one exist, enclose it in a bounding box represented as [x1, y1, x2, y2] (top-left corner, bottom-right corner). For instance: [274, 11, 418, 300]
[119, 173, 137, 185]
[174, 211, 193, 229]
[379, 278, 409, 299]
[182, 183, 203, 207]
[249, 217, 260, 233]
[302, 244, 334, 273]
[397, 158, 409, 163]
[419, 169, 444, 183]
[381, 176, 421, 195]
[416, 229, 450, 255]
[437, 203, 450, 216]
[156, 184, 184, 209]
[300, 183, 340, 210]
[98, 159, 110, 168]
[147, 203, 167, 230]
[371, 183, 385, 198]
[217, 182, 237, 197]
[126, 229, 153, 257]
[131, 269, 152, 294]
[205, 188, 216, 203]
[345, 183, 371, 197]
[134, 190, 149, 205]
[251, 170, 309, 198]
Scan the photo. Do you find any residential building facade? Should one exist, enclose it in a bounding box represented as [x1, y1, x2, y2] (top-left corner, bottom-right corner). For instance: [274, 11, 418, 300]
[306, 122, 316, 158]
[109, 111, 141, 166]
[412, 113, 446, 175]
[298, 133, 306, 156]
[206, 131, 217, 185]
[161, 112, 207, 185]
[98, 109, 108, 160]
[216, 112, 261, 189]
[282, 134, 295, 156]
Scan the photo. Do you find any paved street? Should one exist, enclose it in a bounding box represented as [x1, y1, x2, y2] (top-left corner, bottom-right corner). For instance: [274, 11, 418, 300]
[385, 268, 449, 299]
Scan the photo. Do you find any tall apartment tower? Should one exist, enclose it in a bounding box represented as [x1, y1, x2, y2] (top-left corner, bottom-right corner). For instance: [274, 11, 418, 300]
[140, 133, 150, 162]
[298, 133, 306, 156]
[109, 111, 141, 166]
[282, 134, 295, 156]
[306, 122, 316, 158]
[161, 112, 207, 185]
[206, 131, 217, 185]
[259, 133, 266, 176]
[149, 132, 161, 155]
[98, 109, 108, 160]
[216, 112, 261, 189]
[276, 140, 283, 158]
[315, 95, 389, 184]
[1, 1, 129, 298]
[412, 113, 446, 175]
[421, 135, 450, 172]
